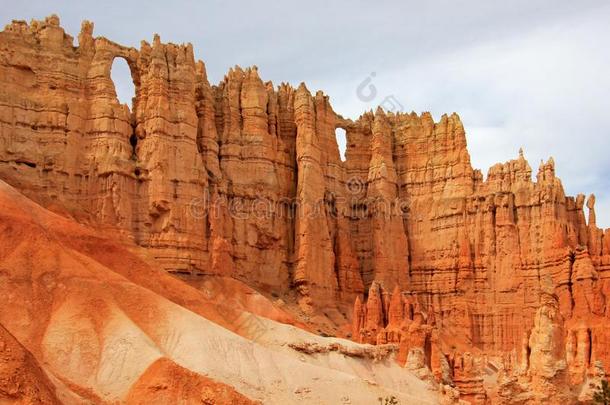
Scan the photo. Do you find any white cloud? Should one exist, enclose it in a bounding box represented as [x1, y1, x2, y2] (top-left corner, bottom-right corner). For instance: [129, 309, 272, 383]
[326, 4, 610, 226]
[2, 0, 609, 226]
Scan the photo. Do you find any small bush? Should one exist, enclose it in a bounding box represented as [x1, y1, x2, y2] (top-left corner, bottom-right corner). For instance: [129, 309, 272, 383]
[594, 379, 610, 405]
[378, 396, 399, 405]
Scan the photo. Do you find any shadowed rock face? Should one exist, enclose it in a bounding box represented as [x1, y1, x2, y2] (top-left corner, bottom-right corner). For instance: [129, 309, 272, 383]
[1, 15, 610, 403]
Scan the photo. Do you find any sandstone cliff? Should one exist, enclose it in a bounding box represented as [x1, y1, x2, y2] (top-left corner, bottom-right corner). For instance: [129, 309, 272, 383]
[1, 15, 609, 403]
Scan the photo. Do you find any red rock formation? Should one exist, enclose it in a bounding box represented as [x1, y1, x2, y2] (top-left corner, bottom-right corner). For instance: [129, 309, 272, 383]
[1, 15, 610, 403]
[450, 352, 487, 404]
[0, 324, 61, 404]
[353, 262, 606, 402]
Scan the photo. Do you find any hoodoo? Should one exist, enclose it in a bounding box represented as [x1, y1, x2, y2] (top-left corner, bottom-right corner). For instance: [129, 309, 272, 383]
[0, 15, 609, 404]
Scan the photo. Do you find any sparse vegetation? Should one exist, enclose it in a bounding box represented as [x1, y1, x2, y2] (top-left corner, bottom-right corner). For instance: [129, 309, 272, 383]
[593, 380, 610, 405]
[378, 396, 399, 405]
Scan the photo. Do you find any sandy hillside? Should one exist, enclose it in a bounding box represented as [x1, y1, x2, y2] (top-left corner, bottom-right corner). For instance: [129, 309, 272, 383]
[0, 180, 444, 404]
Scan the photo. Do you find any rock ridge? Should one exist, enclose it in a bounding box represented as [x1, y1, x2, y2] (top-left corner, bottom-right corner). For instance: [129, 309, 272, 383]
[1, 15, 610, 403]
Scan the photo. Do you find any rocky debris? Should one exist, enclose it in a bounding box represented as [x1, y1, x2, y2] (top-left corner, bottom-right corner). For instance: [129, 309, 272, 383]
[287, 341, 397, 361]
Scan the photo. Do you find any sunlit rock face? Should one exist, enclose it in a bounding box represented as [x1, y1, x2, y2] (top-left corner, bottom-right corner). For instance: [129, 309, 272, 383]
[1, 15, 610, 403]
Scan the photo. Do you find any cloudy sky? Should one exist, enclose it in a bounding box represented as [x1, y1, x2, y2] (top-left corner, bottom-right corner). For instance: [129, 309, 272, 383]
[3, 1, 610, 226]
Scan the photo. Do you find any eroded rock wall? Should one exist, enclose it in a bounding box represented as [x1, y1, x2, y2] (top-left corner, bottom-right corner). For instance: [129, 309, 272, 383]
[1, 16, 610, 401]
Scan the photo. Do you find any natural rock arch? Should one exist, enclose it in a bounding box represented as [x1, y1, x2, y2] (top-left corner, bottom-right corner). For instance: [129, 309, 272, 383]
[106, 53, 140, 157]
[110, 56, 138, 111]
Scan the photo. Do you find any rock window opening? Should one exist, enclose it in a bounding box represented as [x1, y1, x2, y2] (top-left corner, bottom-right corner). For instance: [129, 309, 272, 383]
[110, 57, 135, 111]
[335, 127, 347, 162]
[111, 57, 138, 158]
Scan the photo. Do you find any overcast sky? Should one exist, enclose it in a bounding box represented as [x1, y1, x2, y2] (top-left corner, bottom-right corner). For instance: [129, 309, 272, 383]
[3, 1, 610, 226]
